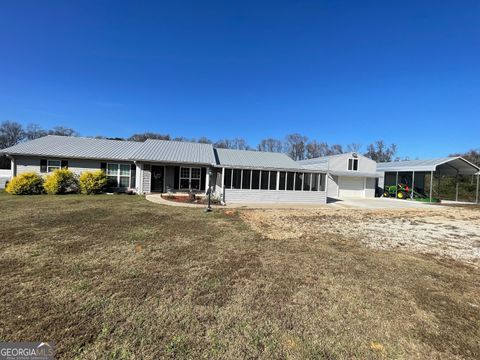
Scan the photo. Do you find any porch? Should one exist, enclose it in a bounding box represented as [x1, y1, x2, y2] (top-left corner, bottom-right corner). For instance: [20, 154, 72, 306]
[136, 163, 215, 195]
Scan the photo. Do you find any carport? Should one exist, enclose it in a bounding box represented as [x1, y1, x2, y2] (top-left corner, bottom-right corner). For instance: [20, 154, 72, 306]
[377, 157, 480, 203]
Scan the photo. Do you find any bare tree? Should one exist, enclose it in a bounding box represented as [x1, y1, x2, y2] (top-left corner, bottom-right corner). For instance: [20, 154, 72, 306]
[450, 149, 480, 167]
[285, 133, 308, 160]
[25, 124, 47, 140]
[0, 121, 25, 149]
[364, 140, 397, 162]
[329, 144, 344, 155]
[215, 138, 250, 150]
[197, 136, 213, 144]
[346, 143, 362, 153]
[128, 132, 171, 142]
[257, 138, 284, 153]
[48, 126, 78, 137]
[306, 140, 329, 158]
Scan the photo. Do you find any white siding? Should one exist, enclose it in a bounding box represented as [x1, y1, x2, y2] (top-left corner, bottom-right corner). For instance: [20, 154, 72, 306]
[142, 165, 152, 194]
[328, 153, 377, 173]
[14, 156, 134, 176]
[365, 177, 376, 198]
[327, 175, 339, 197]
[224, 189, 326, 204]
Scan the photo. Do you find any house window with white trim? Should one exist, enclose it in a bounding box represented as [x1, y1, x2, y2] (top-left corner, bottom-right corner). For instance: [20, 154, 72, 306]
[180, 167, 201, 190]
[47, 160, 61, 172]
[107, 163, 131, 187]
[348, 158, 359, 171]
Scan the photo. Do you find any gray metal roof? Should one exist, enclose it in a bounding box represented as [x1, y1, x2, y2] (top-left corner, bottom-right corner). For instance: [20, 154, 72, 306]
[297, 152, 355, 165]
[330, 170, 379, 178]
[377, 157, 480, 175]
[130, 139, 216, 165]
[0, 135, 142, 161]
[215, 148, 323, 171]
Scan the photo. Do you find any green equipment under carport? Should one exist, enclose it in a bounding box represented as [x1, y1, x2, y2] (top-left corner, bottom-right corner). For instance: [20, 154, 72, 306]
[382, 183, 440, 202]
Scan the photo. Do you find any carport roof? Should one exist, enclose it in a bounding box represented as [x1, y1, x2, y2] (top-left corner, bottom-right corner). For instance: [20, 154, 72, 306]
[377, 157, 480, 175]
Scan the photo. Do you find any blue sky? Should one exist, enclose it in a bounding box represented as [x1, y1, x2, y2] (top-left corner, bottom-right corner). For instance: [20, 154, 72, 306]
[0, 0, 479, 158]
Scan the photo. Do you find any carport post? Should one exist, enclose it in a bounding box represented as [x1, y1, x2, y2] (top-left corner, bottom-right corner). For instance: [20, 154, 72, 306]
[476, 174, 479, 204]
[429, 171, 433, 203]
[411, 171, 415, 199]
[395, 171, 399, 199]
[455, 173, 459, 202]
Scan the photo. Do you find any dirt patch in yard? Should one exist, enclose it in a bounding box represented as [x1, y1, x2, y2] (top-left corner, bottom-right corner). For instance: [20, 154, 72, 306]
[240, 207, 480, 267]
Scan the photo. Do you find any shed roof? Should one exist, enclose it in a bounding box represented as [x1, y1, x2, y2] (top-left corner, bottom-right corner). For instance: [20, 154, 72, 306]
[215, 148, 320, 171]
[377, 157, 480, 175]
[0, 135, 142, 161]
[130, 139, 216, 165]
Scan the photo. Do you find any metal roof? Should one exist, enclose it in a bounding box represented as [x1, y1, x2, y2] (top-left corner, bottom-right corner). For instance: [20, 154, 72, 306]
[297, 152, 356, 165]
[377, 157, 480, 175]
[130, 139, 216, 165]
[330, 170, 379, 178]
[215, 148, 323, 171]
[0, 135, 142, 161]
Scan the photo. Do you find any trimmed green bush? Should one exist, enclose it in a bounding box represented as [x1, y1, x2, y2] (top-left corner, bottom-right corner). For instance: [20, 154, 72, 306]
[44, 168, 79, 195]
[79, 170, 108, 194]
[5, 172, 44, 195]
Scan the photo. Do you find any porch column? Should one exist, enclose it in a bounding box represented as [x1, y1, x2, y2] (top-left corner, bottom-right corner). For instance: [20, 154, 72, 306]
[205, 168, 210, 195]
[455, 172, 459, 202]
[11, 157, 16, 177]
[135, 162, 142, 194]
[221, 167, 225, 202]
[411, 171, 415, 199]
[429, 171, 433, 203]
[276, 171, 280, 190]
[395, 171, 399, 198]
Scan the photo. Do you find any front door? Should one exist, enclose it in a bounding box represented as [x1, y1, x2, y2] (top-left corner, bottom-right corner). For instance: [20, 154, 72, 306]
[151, 166, 164, 192]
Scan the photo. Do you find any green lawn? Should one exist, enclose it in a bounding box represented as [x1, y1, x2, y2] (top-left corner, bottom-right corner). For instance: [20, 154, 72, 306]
[0, 192, 478, 359]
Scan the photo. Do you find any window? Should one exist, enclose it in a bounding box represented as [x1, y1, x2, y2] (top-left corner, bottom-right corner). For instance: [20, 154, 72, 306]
[311, 174, 319, 191]
[295, 173, 303, 191]
[242, 170, 251, 189]
[279, 172, 286, 190]
[107, 163, 131, 187]
[319, 174, 326, 191]
[232, 169, 242, 189]
[260, 171, 269, 190]
[181, 167, 201, 190]
[269, 171, 277, 190]
[303, 173, 311, 191]
[348, 158, 359, 171]
[47, 160, 61, 172]
[224, 168, 232, 189]
[251, 170, 260, 189]
[286, 172, 294, 190]
[191, 167, 201, 190]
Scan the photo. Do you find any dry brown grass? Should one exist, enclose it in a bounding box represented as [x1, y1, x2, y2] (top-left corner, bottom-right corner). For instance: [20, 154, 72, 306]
[0, 192, 479, 359]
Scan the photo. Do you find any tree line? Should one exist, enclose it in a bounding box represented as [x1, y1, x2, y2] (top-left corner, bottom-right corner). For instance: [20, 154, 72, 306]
[2, 120, 478, 169]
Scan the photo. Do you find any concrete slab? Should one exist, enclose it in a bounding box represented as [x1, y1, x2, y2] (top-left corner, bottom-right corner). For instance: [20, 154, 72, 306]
[328, 197, 439, 209]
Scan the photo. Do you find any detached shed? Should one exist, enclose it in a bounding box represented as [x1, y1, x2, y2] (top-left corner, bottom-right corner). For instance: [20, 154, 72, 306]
[377, 157, 480, 203]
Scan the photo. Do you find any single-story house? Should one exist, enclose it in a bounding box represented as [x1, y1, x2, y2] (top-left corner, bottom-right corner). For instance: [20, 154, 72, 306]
[2, 136, 478, 204]
[298, 152, 378, 198]
[0, 135, 328, 204]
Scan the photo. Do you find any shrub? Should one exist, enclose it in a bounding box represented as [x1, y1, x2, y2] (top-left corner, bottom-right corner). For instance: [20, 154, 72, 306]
[5, 172, 44, 195]
[79, 170, 108, 194]
[44, 168, 79, 194]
